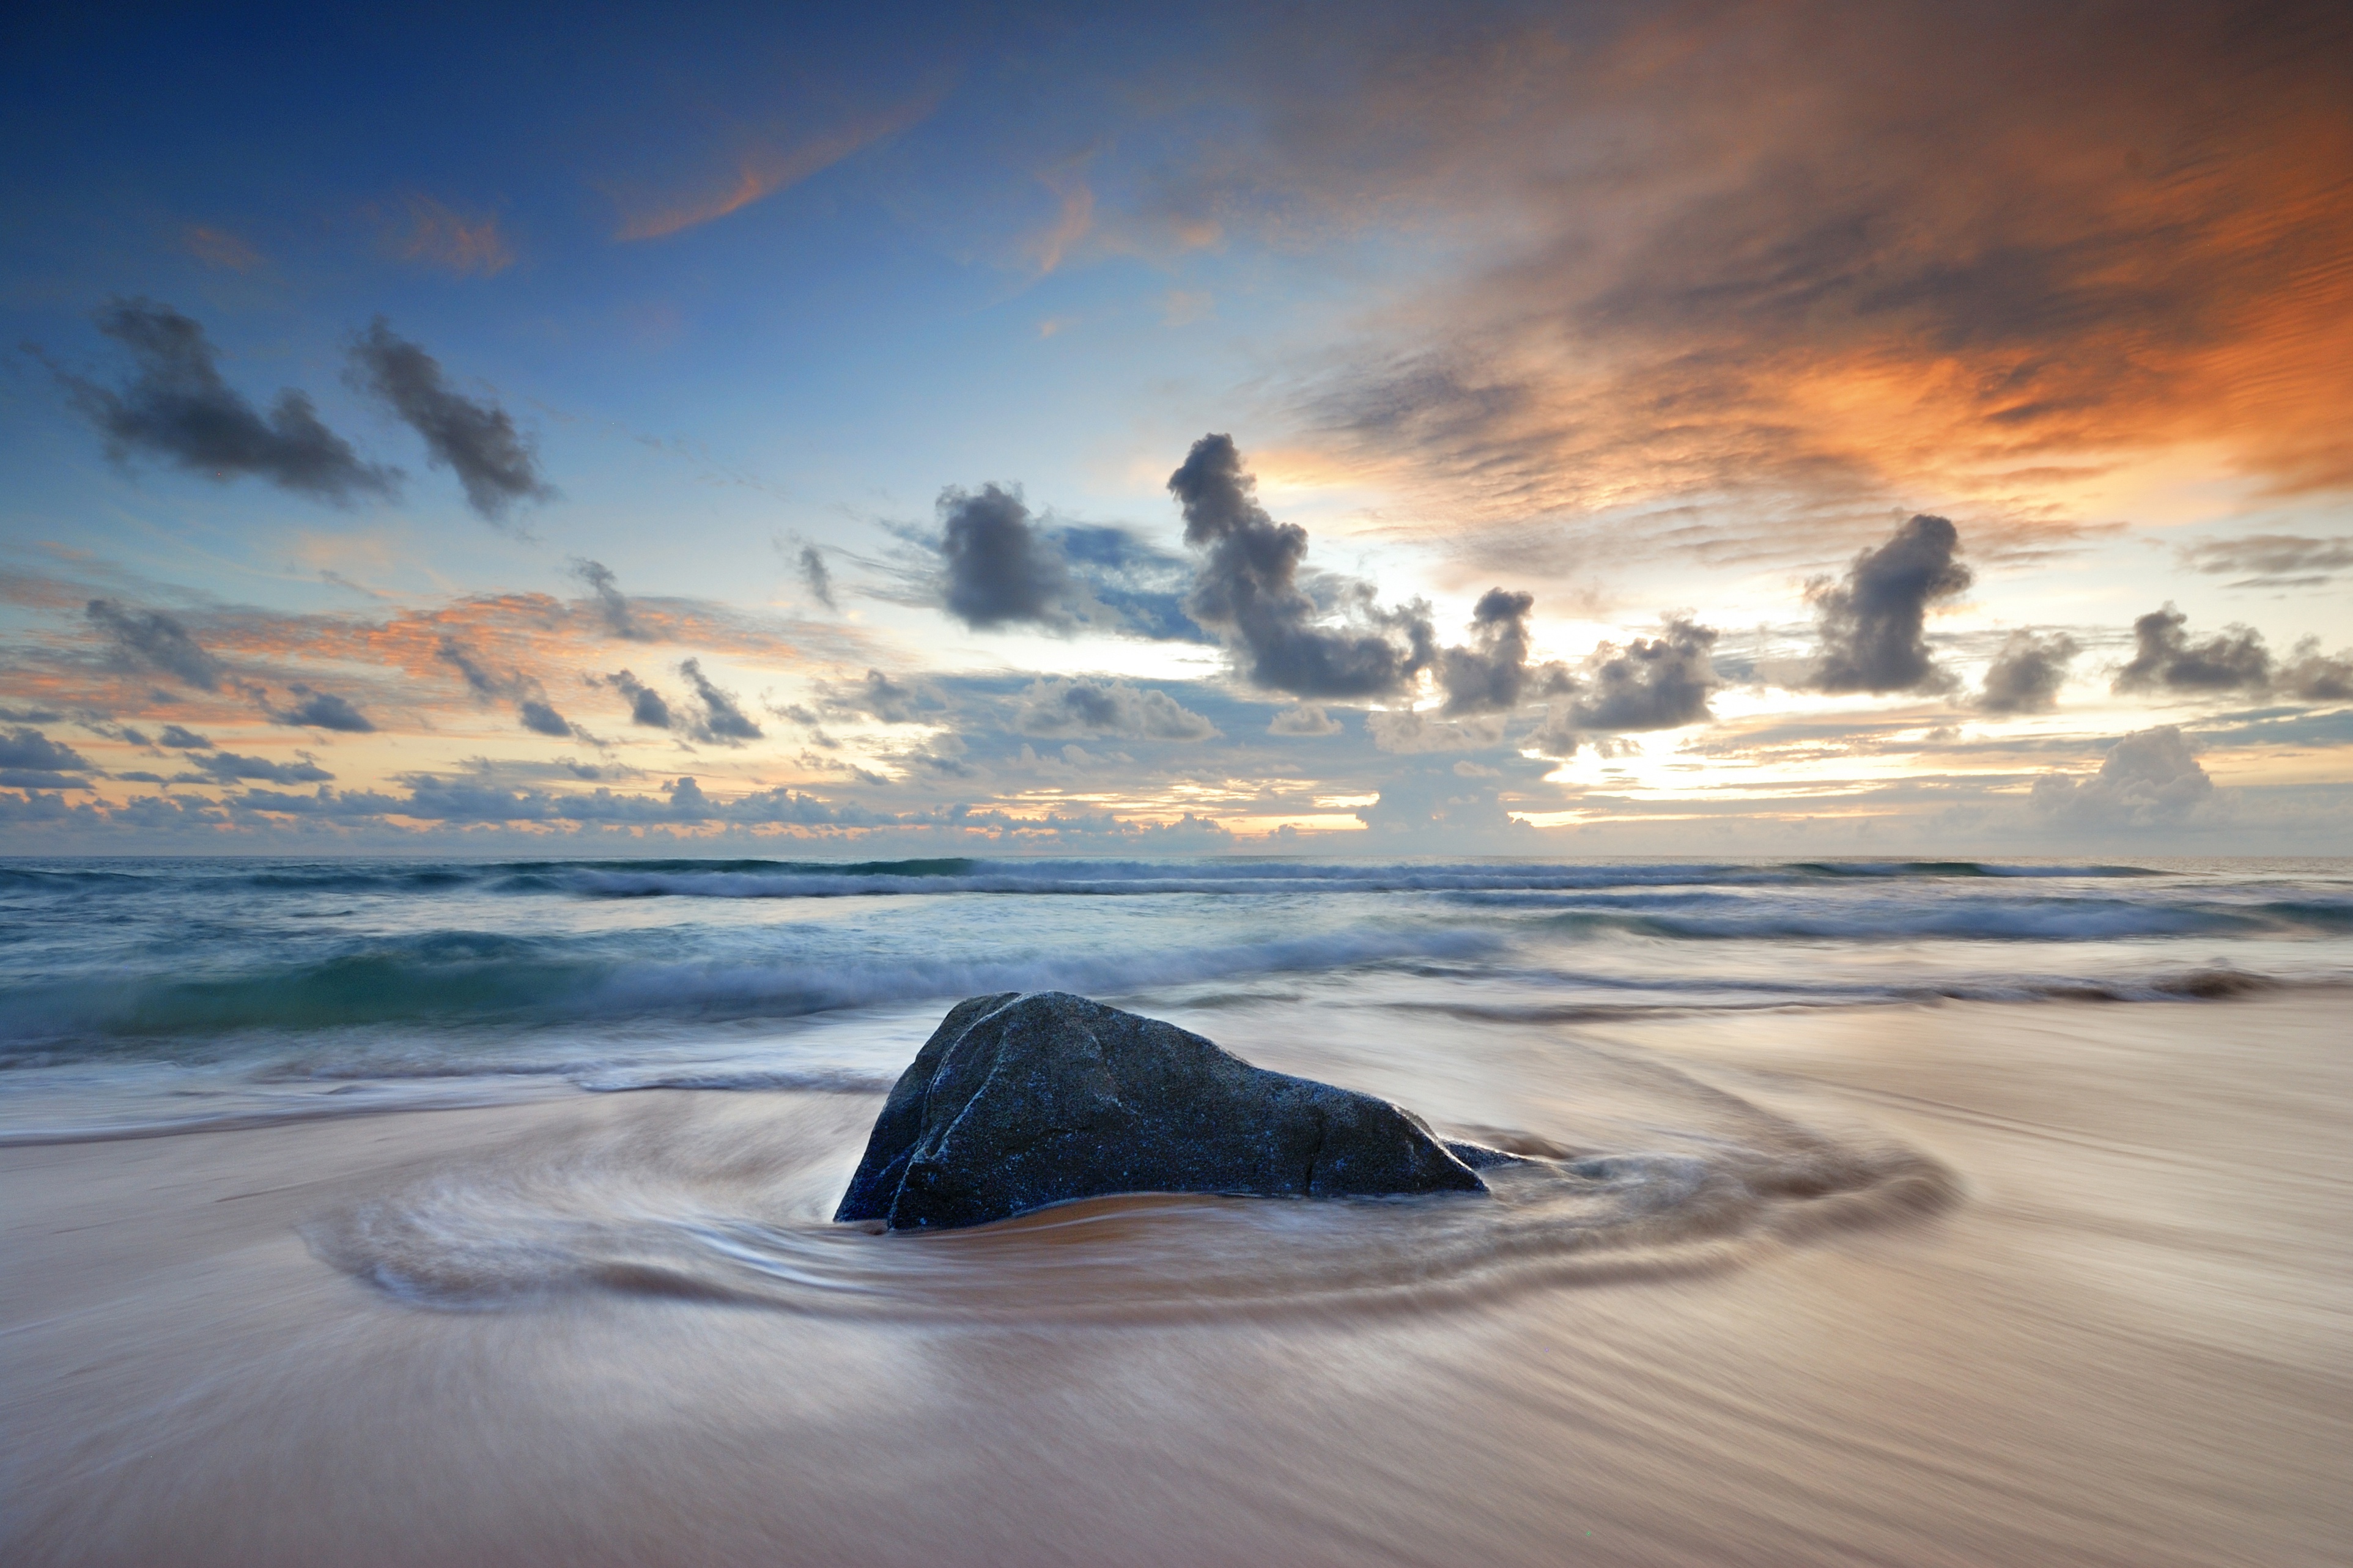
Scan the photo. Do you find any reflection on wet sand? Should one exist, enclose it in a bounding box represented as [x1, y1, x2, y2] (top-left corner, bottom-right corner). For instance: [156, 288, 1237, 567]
[2, 994, 2346, 1566]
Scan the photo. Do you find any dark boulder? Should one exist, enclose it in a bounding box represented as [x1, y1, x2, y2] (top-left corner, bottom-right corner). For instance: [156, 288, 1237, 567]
[835, 991, 1489, 1231]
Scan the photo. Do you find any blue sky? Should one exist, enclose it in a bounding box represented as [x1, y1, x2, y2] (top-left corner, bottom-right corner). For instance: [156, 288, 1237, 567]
[4, 1, 2349, 855]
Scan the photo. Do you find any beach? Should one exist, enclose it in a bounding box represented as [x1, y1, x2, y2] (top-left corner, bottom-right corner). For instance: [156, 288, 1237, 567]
[5, 950, 2346, 1564]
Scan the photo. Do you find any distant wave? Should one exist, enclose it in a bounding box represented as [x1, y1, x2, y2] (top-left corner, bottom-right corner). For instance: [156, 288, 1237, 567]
[0, 856, 2171, 902]
[0, 926, 1502, 1046]
[1534, 897, 2353, 942]
[539, 858, 2170, 900]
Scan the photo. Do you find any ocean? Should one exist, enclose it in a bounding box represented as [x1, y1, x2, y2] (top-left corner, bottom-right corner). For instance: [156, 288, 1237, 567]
[3, 854, 2348, 1564]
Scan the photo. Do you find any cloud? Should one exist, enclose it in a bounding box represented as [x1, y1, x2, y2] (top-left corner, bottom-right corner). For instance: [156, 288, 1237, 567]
[434, 636, 506, 702]
[182, 225, 264, 272]
[2279, 639, 2353, 702]
[435, 635, 582, 739]
[2179, 534, 2353, 590]
[380, 194, 514, 276]
[678, 657, 761, 743]
[262, 685, 375, 732]
[1273, 2, 2353, 538]
[798, 545, 838, 610]
[1167, 433, 1433, 698]
[1354, 756, 1530, 844]
[1570, 617, 1722, 731]
[173, 750, 334, 786]
[846, 669, 941, 725]
[517, 701, 572, 738]
[937, 484, 1084, 631]
[348, 318, 554, 523]
[1523, 617, 1721, 756]
[613, 92, 940, 241]
[46, 300, 397, 502]
[1048, 525, 1205, 642]
[86, 598, 225, 689]
[2113, 604, 2272, 694]
[1807, 515, 1971, 694]
[570, 558, 648, 639]
[600, 669, 674, 729]
[1013, 679, 1219, 741]
[2031, 726, 2214, 828]
[1365, 708, 1511, 754]
[1437, 589, 1542, 716]
[0, 727, 94, 778]
[1978, 630, 2082, 715]
[1268, 702, 1342, 736]
[155, 724, 212, 749]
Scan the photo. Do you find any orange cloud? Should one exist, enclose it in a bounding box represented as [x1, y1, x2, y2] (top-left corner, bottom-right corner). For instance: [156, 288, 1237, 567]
[382, 195, 515, 276]
[182, 224, 263, 272]
[613, 91, 941, 242]
[1205, 1, 2353, 557]
[1025, 167, 1096, 274]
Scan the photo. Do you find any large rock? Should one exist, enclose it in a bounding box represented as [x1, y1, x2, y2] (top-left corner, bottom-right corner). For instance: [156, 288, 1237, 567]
[835, 991, 1490, 1230]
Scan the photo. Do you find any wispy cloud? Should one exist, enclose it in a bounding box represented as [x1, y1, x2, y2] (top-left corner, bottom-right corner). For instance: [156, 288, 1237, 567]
[613, 91, 941, 242]
[377, 194, 515, 276]
[1205, 1, 2353, 547]
[1025, 166, 1095, 274]
[181, 224, 264, 272]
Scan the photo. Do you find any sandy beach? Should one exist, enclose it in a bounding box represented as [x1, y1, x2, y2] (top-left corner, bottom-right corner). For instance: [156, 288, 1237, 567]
[5, 991, 2344, 1567]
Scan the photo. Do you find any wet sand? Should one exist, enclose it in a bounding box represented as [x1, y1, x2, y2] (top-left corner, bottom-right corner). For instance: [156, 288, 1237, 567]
[3, 993, 2347, 1566]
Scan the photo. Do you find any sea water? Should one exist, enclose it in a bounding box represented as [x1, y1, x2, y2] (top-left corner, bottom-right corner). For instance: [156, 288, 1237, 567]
[4, 855, 2345, 1144]
[2, 855, 2349, 1564]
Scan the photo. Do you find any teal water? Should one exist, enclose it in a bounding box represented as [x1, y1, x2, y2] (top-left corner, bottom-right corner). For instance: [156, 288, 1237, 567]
[2, 855, 2347, 1139]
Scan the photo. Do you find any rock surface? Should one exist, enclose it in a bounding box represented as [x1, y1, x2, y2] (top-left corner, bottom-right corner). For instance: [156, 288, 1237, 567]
[835, 991, 1490, 1230]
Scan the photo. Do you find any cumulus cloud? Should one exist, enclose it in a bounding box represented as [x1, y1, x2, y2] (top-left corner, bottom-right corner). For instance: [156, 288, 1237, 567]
[1528, 617, 1721, 756]
[1268, 702, 1342, 736]
[156, 724, 212, 749]
[1438, 589, 1545, 716]
[2031, 726, 2215, 829]
[45, 300, 397, 502]
[798, 544, 838, 610]
[2279, 639, 2353, 702]
[2113, 605, 2272, 694]
[260, 685, 375, 732]
[1978, 630, 2081, 714]
[1568, 618, 1720, 732]
[86, 599, 224, 689]
[1013, 679, 1219, 741]
[347, 318, 554, 523]
[1167, 433, 1433, 698]
[1807, 514, 1971, 694]
[937, 484, 1084, 631]
[678, 658, 761, 743]
[1354, 756, 1527, 843]
[570, 559, 648, 639]
[0, 728, 94, 782]
[600, 669, 674, 729]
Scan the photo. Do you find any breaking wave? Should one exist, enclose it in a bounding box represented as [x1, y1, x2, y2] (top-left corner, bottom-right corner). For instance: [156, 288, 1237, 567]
[0, 927, 1502, 1046]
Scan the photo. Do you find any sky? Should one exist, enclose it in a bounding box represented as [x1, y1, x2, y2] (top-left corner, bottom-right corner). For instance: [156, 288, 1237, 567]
[2, 0, 2349, 857]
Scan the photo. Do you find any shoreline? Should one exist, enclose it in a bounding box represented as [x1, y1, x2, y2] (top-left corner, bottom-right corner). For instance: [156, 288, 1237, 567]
[4, 992, 2346, 1565]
